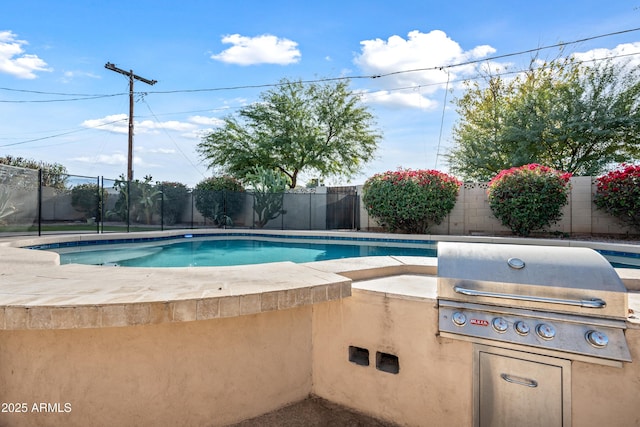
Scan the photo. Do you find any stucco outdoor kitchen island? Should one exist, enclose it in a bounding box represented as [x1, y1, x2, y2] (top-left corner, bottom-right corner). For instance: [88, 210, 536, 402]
[0, 232, 639, 427]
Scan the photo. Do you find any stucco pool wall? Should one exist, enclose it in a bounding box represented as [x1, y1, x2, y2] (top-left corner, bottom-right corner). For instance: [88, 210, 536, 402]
[0, 307, 313, 427]
[0, 229, 639, 426]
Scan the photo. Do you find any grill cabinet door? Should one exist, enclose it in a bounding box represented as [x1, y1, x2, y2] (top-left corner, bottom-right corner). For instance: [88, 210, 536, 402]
[476, 347, 569, 427]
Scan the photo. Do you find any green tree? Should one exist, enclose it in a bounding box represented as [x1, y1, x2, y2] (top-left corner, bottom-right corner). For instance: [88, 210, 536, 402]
[197, 78, 380, 188]
[448, 57, 640, 181]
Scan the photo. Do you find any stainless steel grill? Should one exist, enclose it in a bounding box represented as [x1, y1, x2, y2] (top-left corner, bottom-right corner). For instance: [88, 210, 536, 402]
[437, 242, 632, 367]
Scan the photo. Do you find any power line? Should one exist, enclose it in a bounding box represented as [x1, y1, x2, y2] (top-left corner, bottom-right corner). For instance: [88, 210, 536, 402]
[3, 50, 638, 150]
[141, 99, 208, 180]
[0, 118, 128, 148]
[2, 26, 639, 103]
[358, 50, 640, 101]
[147, 26, 640, 94]
[2, 27, 639, 153]
[0, 94, 123, 103]
[372, 27, 640, 79]
[3, 49, 638, 108]
[435, 71, 450, 170]
[0, 87, 124, 97]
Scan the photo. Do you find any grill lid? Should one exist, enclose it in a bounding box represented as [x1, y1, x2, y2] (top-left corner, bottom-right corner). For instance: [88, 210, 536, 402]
[437, 242, 628, 319]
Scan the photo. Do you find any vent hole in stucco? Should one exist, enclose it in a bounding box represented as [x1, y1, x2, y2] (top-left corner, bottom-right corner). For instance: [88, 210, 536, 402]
[348, 346, 369, 366]
[376, 351, 399, 374]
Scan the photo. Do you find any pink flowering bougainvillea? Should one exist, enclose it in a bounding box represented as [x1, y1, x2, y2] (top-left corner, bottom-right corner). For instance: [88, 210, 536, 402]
[594, 164, 640, 232]
[362, 168, 462, 234]
[487, 164, 572, 236]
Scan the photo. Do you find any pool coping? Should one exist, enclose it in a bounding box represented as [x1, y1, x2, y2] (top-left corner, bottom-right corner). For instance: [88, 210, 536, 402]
[0, 229, 638, 330]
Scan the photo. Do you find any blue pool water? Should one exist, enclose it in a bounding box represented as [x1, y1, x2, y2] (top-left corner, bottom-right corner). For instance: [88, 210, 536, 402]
[53, 238, 438, 267]
[35, 235, 640, 269]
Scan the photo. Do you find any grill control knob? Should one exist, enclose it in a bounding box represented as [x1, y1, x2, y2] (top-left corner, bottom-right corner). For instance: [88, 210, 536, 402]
[452, 312, 467, 326]
[514, 321, 530, 336]
[536, 323, 556, 340]
[492, 317, 509, 333]
[586, 330, 609, 348]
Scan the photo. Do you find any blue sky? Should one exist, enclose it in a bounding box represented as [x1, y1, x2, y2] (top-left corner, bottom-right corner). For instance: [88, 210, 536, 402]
[2, 1, 639, 187]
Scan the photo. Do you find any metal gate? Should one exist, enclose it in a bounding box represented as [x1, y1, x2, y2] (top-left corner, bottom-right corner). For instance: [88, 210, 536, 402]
[326, 186, 359, 230]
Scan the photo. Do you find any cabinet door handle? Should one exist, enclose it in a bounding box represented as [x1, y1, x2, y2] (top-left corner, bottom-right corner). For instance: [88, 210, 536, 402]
[500, 373, 538, 388]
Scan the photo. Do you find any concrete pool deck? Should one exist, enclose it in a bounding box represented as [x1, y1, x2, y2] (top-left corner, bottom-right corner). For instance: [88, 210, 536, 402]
[0, 230, 638, 331]
[0, 248, 352, 329]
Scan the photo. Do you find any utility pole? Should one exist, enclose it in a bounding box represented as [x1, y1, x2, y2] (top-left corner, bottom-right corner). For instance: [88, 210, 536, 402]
[104, 62, 157, 182]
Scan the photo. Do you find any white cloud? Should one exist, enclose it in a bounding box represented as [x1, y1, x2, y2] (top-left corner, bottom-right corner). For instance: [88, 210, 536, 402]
[81, 114, 129, 133]
[136, 119, 196, 133]
[81, 115, 197, 134]
[220, 97, 248, 107]
[182, 128, 214, 140]
[188, 115, 225, 126]
[0, 30, 52, 79]
[135, 146, 176, 154]
[71, 153, 154, 168]
[211, 34, 301, 65]
[360, 89, 439, 111]
[60, 70, 101, 83]
[354, 30, 496, 108]
[572, 42, 640, 67]
[72, 153, 128, 166]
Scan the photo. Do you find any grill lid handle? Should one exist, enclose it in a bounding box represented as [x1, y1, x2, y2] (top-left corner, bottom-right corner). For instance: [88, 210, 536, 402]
[453, 286, 607, 309]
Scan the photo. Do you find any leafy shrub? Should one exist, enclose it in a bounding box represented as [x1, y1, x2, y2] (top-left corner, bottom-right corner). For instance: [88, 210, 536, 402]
[71, 183, 108, 221]
[593, 163, 640, 232]
[0, 155, 68, 190]
[194, 176, 245, 226]
[157, 181, 190, 226]
[363, 169, 462, 234]
[488, 164, 572, 236]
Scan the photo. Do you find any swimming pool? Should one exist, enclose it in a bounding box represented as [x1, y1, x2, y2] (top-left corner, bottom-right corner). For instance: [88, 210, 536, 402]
[51, 237, 436, 267]
[33, 233, 640, 269]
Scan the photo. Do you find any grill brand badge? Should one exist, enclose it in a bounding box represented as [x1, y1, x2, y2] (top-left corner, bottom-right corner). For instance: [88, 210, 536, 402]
[470, 319, 489, 326]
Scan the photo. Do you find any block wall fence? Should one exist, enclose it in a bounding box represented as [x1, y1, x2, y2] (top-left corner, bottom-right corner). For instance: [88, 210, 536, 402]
[3, 168, 635, 236]
[358, 176, 636, 236]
